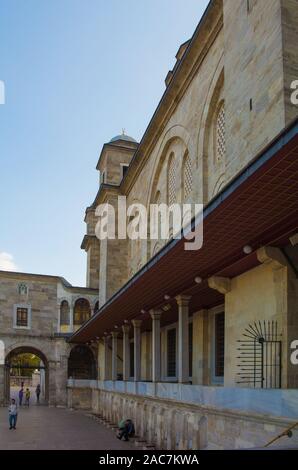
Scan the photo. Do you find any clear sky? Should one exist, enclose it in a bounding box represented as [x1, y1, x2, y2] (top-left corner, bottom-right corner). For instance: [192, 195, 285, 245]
[0, 0, 209, 286]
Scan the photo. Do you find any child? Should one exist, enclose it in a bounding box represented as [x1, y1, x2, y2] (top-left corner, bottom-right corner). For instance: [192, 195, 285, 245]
[8, 398, 18, 429]
[25, 388, 30, 407]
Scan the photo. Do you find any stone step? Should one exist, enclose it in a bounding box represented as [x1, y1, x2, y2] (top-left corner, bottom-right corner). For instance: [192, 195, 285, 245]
[135, 439, 147, 447]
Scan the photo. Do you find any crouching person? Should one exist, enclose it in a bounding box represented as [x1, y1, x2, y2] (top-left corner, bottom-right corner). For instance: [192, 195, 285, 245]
[117, 418, 135, 441]
[8, 398, 18, 430]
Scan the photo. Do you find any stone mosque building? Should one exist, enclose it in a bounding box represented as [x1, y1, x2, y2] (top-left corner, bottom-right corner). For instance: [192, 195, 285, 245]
[1, 0, 298, 449]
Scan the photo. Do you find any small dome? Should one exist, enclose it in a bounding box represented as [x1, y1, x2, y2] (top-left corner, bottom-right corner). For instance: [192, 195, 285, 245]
[110, 132, 137, 144]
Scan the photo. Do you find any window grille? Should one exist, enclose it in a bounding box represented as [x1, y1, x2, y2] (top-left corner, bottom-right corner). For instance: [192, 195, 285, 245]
[216, 102, 226, 163]
[16, 308, 28, 327]
[74, 299, 91, 325]
[167, 328, 176, 377]
[60, 300, 70, 325]
[215, 312, 225, 377]
[183, 154, 192, 200]
[168, 155, 177, 206]
[189, 322, 193, 377]
[237, 321, 281, 388]
[130, 342, 134, 378]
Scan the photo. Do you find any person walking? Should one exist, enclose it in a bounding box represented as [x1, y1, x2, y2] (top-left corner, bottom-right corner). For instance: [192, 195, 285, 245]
[18, 387, 24, 406]
[25, 388, 30, 407]
[35, 384, 41, 404]
[8, 398, 18, 430]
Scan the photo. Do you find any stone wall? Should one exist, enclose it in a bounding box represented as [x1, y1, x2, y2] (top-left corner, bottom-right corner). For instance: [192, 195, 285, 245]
[89, 0, 298, 302]
[0, 272, 98, 406]
[224, 257, 298, 388]
[68, 384, 298, 449]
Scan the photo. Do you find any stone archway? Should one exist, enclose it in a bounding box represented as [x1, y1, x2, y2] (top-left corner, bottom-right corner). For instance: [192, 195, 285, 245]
[4, 346, 49, 404]
[68, 345, 97, 380]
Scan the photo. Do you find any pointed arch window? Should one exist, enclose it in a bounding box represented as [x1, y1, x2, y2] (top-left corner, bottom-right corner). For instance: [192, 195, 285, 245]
[60, 300, 70, 326]
[167, 153, 177, 206]
[182, 151, 192, 201]
[215, 101, 226, 164]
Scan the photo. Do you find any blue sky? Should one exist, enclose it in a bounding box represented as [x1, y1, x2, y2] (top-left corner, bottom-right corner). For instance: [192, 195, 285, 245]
[0, 0, 209, 286]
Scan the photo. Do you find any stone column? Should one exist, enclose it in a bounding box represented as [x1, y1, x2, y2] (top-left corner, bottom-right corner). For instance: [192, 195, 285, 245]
[150, 309, 162, 382]
[132, 320, 142, 382]
[103, 336, 110, 381]
[192, 309, 209, 385]
[176, 295, 191, 383]
[122, 324, 131, 381]
[111, 331, 119, 381]
[48, 360, 57, 406]
[0, 364, 5, 406]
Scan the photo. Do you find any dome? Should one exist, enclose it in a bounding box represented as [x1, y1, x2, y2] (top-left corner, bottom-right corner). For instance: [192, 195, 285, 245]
[110, 132, 137, 144]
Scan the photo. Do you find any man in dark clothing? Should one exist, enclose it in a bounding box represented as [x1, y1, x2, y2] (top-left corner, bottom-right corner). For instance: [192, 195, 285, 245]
[117, 419, 135, 441]
[35, 384, 41, 404]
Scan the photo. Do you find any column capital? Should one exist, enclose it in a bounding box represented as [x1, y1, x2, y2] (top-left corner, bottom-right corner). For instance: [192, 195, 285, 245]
[175, 295, 192, 307]
[122, 324, 130, 335]
[149, 309, 162, 320]
[132, 319, 142, 328]
[290, 233, 298, 247]
[208, 276, 231, 294]
[111, 330, 119, 339]
[257, 246, 288, 269]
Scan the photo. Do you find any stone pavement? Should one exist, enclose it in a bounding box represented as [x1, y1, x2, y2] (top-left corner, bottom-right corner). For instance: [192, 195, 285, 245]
[0, 405, 135, 450]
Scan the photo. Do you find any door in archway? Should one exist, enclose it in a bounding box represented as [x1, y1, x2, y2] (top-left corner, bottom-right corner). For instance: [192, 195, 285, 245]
[5, 347, 49, 405]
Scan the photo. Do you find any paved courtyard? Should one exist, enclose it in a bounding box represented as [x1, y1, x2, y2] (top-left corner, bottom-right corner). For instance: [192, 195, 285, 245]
[0, 405, 135, 450]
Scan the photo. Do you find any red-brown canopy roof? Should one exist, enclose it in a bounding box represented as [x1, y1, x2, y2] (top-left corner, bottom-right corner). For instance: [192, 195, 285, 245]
[71, 118, 298, 343]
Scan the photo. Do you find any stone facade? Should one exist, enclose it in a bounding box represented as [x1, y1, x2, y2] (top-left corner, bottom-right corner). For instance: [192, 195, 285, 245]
[1, 0, 297, 451]
[0, 271, 98, 406]
[82, 0, 298, 304]
[73, 0, 298, 450]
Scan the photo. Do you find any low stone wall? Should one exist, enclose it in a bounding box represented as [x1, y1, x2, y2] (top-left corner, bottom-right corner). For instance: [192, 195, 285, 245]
[67, 383, 298, 449]
[67, 386, 92, 410]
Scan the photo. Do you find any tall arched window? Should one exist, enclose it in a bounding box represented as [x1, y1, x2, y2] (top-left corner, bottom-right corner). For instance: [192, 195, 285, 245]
[74, 298, 91, 326]
[60, 300, 70, 326]
[68, 345, 96, 379]
[182, 151, 192, 201]
[215, 100, 225, 164]
[167, 153, 176, 206]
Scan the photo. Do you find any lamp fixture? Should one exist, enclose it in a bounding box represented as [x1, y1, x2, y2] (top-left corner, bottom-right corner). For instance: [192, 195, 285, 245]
[194, 276, 202, 284]
[243, 245, 253, 254]
[164, 294, 170, 300]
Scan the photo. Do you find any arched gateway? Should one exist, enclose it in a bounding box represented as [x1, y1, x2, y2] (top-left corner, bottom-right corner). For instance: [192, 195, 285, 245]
[4, 346, 49, 404]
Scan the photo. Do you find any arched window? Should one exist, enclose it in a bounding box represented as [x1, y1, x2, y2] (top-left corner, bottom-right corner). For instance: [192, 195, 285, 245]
[215, 101, 225, 164]
[167, 153, 176, 206]
[60, 300, 70, 326]
[73, 298, 91, 326]
[182, 151, 192, 201]
[68, 345, 96, 379]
